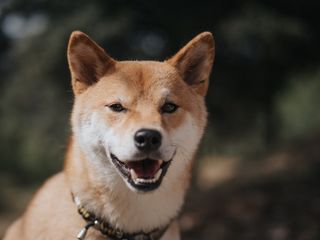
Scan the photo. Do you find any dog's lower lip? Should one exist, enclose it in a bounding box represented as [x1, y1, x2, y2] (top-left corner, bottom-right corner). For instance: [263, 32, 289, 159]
[110, 153, 171, 191]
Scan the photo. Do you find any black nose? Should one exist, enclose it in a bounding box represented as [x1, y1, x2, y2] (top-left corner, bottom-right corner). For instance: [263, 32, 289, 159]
[134, 129, 162, 152]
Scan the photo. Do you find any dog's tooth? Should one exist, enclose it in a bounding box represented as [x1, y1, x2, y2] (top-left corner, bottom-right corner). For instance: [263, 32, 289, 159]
[130, 169, 138, 181]
[136, 178, 152, 184]
[132, 169, 163, 184]
[155, 169, 162, 181]
[136, 178, 145, 184]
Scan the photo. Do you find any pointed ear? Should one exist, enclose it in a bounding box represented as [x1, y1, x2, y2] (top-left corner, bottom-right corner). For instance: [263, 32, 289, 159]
[167, 32, 215, 96]
[67, 31, 115, 95]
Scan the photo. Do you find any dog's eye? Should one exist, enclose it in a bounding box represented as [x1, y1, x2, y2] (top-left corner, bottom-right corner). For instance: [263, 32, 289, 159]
[108, 103, 126, 112]
[161, 102, 179, 114]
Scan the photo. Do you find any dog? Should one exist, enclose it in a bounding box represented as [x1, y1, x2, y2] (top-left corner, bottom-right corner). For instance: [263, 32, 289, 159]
[4, 30, 215, 240]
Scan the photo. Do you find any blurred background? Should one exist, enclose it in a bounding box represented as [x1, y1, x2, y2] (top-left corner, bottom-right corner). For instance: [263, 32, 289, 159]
[0, 0, 320, 239]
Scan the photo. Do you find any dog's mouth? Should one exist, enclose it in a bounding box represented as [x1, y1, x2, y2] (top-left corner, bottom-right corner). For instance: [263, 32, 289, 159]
[110, 154, 171, 192]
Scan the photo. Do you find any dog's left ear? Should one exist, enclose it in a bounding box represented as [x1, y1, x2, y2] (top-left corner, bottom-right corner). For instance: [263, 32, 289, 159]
[67, 31, 115, 95]
[167, 32, 215, 96]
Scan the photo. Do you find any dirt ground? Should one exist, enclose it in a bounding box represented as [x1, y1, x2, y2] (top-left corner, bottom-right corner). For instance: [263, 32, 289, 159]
[181, 168, 320, 240]
[180, 135, 320, 240]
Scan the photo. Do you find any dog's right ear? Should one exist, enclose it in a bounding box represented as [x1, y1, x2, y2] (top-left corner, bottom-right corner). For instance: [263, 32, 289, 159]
[67, 31, 115, 95]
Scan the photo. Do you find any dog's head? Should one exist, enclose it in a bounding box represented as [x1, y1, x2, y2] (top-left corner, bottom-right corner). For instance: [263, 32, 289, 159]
[68, 31, 214, 193]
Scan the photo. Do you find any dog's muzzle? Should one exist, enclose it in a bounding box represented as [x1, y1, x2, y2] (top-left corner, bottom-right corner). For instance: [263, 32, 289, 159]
[109, 129, 174, 192]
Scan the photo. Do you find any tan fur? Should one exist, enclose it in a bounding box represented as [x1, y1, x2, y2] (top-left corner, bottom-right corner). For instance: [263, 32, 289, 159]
[4, 31, 215, 240]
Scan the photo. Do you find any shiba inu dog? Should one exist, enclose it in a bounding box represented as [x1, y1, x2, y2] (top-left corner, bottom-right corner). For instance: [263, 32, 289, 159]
[4, 30, 214, 240]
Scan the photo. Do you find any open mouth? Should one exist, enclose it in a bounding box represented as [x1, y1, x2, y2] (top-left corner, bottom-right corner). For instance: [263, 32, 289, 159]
[110, 154, 171, 192]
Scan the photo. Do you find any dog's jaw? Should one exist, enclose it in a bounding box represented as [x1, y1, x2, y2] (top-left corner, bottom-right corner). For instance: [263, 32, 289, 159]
[66, 142, 189, 233]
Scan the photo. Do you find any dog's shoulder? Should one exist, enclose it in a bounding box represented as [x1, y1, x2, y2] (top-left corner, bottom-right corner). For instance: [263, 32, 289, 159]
[4, 172, 83, 240]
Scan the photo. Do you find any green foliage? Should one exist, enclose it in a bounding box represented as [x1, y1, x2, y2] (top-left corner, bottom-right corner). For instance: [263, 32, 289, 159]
[277, 70, 320, 140]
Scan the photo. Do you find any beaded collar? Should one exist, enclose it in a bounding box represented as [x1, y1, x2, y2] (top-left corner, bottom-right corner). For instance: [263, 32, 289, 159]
[73, 196, 169, 240]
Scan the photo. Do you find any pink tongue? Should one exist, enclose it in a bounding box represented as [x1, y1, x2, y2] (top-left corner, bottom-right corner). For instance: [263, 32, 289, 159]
[126, 160, 161, 179]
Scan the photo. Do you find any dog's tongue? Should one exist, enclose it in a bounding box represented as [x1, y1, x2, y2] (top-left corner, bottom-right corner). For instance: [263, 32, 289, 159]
[126, 159, 161, 178]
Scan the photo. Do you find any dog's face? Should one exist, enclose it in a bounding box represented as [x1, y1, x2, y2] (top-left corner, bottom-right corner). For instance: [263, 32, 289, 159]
[68, 31, 214, 193]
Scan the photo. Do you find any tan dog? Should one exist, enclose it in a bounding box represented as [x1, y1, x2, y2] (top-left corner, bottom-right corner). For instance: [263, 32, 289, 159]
[4, 31, 214, 240]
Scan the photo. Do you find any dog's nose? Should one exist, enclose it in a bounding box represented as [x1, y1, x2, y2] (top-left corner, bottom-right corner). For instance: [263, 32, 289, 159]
[134, 129, 162, 152]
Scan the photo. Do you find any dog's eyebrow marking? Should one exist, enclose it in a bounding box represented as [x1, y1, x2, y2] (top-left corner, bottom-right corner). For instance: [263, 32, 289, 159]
[161, 88, 170, 95]
[107, 96, 123, 103]
[106, 96, 133, 108]
[160, 88, 172, 103]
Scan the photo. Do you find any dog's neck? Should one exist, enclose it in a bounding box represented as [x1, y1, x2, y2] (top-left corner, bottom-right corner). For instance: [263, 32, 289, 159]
[64, 137, 190, 233]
